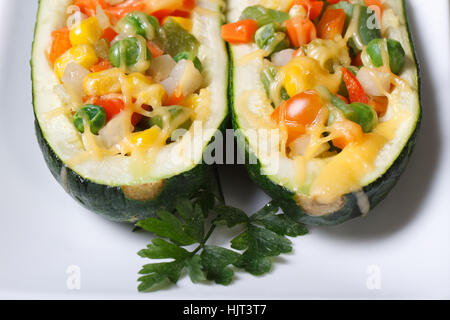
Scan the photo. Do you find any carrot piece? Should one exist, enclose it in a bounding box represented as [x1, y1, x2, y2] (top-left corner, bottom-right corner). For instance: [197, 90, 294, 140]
[292, 0, 324, 20]
[49, 28, 72, 64]
[284, 16, 317, 47]
[332, 119, 364, 149]
[342, 67, 369, 104]
[104, 0, 147, 20]
[89, 59, 113, 73]
[93, 97, 125, 121]
[317, 8, 346, 39]
[166, 92, 185, 106]
[326, 0, 350, 4]
[147, 41, 164, 58]
[369, 96, 389, 116]
[221, 20, 259, 44]
[102, 27, 118, 43]
[73, 0, 107, 16]
[292, 48, 305, 57]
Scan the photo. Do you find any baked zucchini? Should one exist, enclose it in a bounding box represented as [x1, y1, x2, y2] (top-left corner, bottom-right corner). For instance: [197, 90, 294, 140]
[225, 0, 420, 226]
[32, 0, 228, 222]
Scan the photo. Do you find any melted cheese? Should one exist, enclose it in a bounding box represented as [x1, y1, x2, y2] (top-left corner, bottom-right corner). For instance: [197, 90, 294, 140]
[309, 132, 388, 204]
[237, 49, 266, 66]
[306, 36, 351, 72]
[281, 57, 341, 97]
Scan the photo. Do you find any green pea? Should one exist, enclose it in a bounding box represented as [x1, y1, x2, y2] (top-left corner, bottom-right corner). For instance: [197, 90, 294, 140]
[359, 5, 382, 45]
[366, 38, 406, 75]
[117, 11, 159, 40]
[154, 17, 199, 59]
[240, 5, 289, 27]
[109, 37, 151, 73]
[255, 23, 290, 56]
[174, 51, 203, 72]
[331, 95, 378, 133]
[73, 104, 107, 135]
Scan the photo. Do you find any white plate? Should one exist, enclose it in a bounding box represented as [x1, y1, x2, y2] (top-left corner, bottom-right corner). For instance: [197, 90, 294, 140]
[0, 0, 449, 300]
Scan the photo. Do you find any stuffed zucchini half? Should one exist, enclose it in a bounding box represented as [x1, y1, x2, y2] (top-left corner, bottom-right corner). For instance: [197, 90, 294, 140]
[225, 0, 420, 226]
[32, 0, 228, 222]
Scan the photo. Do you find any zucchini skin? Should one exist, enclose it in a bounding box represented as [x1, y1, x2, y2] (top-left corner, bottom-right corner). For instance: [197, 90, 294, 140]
[32, 0, 228, 223]
[35, 120, 224, 223]
[230, 0, 421, 226]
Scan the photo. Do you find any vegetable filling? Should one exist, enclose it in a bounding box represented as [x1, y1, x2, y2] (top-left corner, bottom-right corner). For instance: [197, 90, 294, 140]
[223, 0, 412, 204]
[48, 0, 207, 164]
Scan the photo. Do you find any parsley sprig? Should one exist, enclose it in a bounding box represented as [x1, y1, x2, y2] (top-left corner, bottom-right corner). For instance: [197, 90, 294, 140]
[136, 194, 308, 292]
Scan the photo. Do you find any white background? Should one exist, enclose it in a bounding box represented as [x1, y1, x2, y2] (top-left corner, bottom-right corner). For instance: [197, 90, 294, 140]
[0, 0, 449, 299]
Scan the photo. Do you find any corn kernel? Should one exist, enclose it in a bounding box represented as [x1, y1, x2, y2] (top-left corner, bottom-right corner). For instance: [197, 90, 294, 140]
[130, 126, 162, 149]
[167, 17, 193, 32]
[121, 73, 154, 98]
[70, 17, 103, 46]
[54, 44, 98, 79]
[281, 56, 341, 96]
[83, 68, 124, 96]
[179, 93, 201, 110]
[137, 84, 166, 108]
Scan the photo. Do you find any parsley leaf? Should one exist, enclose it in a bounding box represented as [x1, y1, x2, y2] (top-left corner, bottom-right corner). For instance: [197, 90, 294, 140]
[250, 203, 309, 237]
[201, 246, 241, 285]
[138, 238, 190, 260]
[137, 210, 198, 246]
[213, 205, 249, 227]
[136, 196, 308, 292]
[138, 261, 185, 292]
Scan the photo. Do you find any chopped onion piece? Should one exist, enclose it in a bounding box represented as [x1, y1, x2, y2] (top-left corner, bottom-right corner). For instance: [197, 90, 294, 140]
[97, 111, 133, 149]
[94, 39, 110, 60]
[357, 67, 392, 97]
[61, 62, 90, 100]
[289, 135, 311, 157]
[272, 49, 295, 67]
[67, 10, 86, 29]
[149, 55, 177, 82]
[96, 5, 111, 30]
[161, 59, 204, 97]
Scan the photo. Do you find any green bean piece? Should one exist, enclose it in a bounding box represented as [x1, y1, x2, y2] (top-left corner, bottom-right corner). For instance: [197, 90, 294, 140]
[331, 95, 378, 133]
[174, 51, 203, 72]
[73, 104, 107, 135]
[117, 11, 159, 40]
[240, 5, 290, 27]
[387, 39, 406, 75]
[261, 66, 290, 105]
[255, 23, 290, 56]
[359, 5, 382, 45]
[365, 38, 406, 75]
[154, 18, 199, 59]
[109, 37, 152, 73]
[149, 106, 192, 130]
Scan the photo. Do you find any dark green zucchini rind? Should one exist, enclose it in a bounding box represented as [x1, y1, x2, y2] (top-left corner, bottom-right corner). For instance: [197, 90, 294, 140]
[35, 120, 223, 223]
[230, 0, 421, 226]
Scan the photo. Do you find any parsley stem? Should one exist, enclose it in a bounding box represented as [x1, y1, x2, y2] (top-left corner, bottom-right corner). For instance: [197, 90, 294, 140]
[192, 224, 216, 255]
